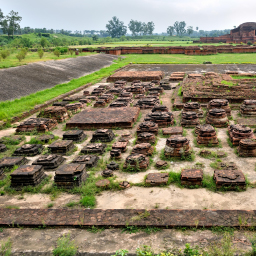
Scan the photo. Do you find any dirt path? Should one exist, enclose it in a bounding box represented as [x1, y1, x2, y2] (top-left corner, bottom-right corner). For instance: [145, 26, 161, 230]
[0, 54, 118, 101]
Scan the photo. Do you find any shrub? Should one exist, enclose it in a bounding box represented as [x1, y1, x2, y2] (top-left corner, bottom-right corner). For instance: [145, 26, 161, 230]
[0, 50, 10, 60]
[20, 48, 28, 56]
[16, 52, 25, 62]
[55, 47, 68, 55]
[247, 41, 252, 46]
[52, 233, 77, 256]
[80, 195, 96, 208]
[37, 49, 44, 59]
[53, 49, 61, 57]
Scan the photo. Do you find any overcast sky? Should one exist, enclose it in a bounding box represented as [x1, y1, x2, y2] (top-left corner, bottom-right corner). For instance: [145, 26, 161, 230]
[1, 0, 255, 33]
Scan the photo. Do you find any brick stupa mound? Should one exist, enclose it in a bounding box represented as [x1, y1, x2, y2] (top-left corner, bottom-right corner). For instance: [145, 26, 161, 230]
[107, 71, 164, 82]
[197, 124, 219, 146]
[66, 107, 140, 129]
[144, 112, 174, 127]
[136, 132, 156, 144]
[228, 124, 254, 146]
[165, 135, 191, 158]
[181, 169, 203, 186]
[208, 99, 231, 116]
[123, 153, 149, 171]
[180, 111, 200, 127]
[38, 106, 69, 123]
[131, 143, 154, 156]
[238, 138, 256, 157]
[183, 102, 203, 118]
[206, 108, 229, 128]
[240, 100, 256, 116]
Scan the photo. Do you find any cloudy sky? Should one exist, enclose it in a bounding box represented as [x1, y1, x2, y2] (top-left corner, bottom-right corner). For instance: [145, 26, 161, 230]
[1, 0, 255, 33]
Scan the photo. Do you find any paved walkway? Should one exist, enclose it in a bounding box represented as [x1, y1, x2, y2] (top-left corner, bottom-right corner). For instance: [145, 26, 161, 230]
[0, 54, 118, 101]
[0, 209, 255, 227]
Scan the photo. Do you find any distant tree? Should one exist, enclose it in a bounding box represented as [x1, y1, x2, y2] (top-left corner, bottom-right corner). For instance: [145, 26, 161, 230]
[106, 16, 127, 38]
[37, 49, 44, 59]
[92, 35, 98, 41]
[0, 50, 10, 60]
[146, 22, 155, 35]
[2, 10, 22, 37]
[16, 50, 26, 62]
[40, 37, 48, 48]
[173, 21, 186, 36]
[21, 37, 33, 48]
[196, 27, 199, 31]
[187, 26, 193, 36]
[0, 8, 4, 23]
[167, 26, 174, 36]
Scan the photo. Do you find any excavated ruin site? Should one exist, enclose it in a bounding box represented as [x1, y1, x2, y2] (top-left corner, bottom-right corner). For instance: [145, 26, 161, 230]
[2, 64, 256, 239]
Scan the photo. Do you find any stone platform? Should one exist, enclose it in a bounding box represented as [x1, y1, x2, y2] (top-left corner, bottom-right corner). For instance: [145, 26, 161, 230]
[0, 209, 256, 228]
[66, 107, 140, 129]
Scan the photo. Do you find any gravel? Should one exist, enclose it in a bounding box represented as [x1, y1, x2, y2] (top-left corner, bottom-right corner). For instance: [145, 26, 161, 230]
[0, 53, 118, 102]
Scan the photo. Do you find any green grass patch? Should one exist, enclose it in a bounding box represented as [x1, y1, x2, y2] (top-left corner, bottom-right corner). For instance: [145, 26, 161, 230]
[221, 80, 238, 88]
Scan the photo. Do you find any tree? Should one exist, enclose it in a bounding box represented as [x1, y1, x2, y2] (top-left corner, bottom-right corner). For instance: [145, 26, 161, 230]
[92, 35, 98, 41]
[173, 21, 186, 36]
[196, 27, 199, 31]
[147, 22, 155, 35]
[0, 8, 4, 24]
[16, 51, 25, 62]
[2, 10, 22, 37]
[53, 49, 60, 57]
[106, 16, 127, 38]
[40, 37, 48, 48]
[167, 26, 174, 36]
[187, 26, 193, 36]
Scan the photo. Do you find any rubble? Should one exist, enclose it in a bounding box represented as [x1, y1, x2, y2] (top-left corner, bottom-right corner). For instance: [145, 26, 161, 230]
[0, 144, 7, 152]
[180, 111, 200, 127]
[206, 108, 229, 128]
[10, 165, 46, 189]
[63, 130, 87, 142]
[131, 143, 154, 156]
[99, 94, 114, 103]
[137, 121, 159, 135]
[164, 135, 191, 158]
[91, 129, 115, 142]
[119, 181, 130, 189]
[123, 153, 150, 171]
[109, 101, 128, 108]
[94, 99, 107, 108]
[96, 179, 110, 188]
[91, 88, 106, 96]
[228, 124, 254, 146]
[197, 124, 219, 146]
[181, 169, 203, 185]
[72, 155, 99, 168]
[54, 164, 88, 189]
[32, 154, 65, 169]
[155, 160, 168, 169]
[38, 106, 69, 123]
[13, 144, 43, 156]
[48, 140, 75, 155]
[81, 143, 106, 155]
[106, 88, 124, 95]
[16, 118, 57, 133]
[145, 173, 169, 186]
[52, 101, 69, 107]
[208, 99, 231, 116]
[114, 80, 127, 87]
[126, 86, 145, 95]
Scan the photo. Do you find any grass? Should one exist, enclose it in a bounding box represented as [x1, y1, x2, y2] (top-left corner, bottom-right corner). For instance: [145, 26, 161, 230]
[0, 238, 12, 256]
[221, 80, 238, 88]
[160, 148, 195, 162]
[52, 233, 77, 256]
[232, 75, 256, 79]
[0, 50, 96, 69]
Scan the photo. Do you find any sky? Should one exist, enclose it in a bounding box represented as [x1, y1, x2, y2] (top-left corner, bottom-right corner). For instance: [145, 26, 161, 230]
[0, 0, 256, 33]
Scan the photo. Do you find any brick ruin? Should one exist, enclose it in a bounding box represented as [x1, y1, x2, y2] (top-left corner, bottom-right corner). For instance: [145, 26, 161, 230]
[32, 155, 65, 169]
[228, 124, 254, 146]
[66, 107, 140, 129]
[181, 169, 203, 186]
[182, 73, 256, 103]
[145, 173, 169, 186]
[200, 22, 256, 44]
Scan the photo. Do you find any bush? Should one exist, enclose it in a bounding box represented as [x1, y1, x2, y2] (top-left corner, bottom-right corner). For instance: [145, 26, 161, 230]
[20, 48, 28, 56]
[53, 49, 61, 57]
[52, 233, 77, 256]
[16, 52, 25, 62]
[80, 195, 96, 208]
[55, 47, 68, 55]
[0, 50, 10, 60]
[37, 49, 44, 59]
[247, 41, 252, 46]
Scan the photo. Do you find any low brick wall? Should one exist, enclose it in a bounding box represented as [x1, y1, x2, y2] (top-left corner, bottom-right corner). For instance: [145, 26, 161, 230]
[0, 209, 255, 228]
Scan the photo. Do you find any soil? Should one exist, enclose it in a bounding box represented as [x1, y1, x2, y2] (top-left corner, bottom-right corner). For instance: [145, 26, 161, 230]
[0, 54, 118, 101]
